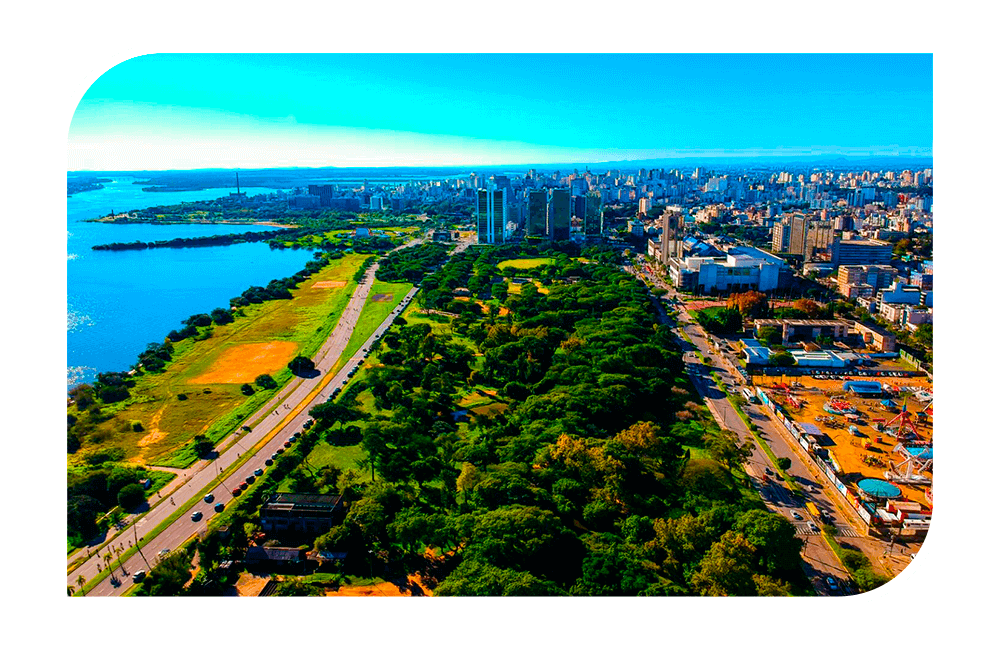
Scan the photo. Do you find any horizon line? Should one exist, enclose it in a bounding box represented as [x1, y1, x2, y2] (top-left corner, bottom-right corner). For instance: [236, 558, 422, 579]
[69, 152, 934, 174]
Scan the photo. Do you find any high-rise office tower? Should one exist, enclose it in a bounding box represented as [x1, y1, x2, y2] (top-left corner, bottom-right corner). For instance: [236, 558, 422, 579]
[477, 187, 507, 244]
[584, 191, 603, 237]
[547, 188, 571, 241]
[526, 190, 547, 237]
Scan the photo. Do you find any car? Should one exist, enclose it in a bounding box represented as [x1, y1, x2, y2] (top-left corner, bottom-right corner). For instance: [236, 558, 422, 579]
[275, 447, 285, 454]
[133, 570, 147, 582]
[825, 577, 839, 590]
[264, 458, 273, 466]
[254, 468, 264, 476]
[764, 467, 773, 476]
[203, 493, 214, 504]
[191, 511, 203, 522]
[214, 502, 225, 513]
[809, 522, 820, 532]
[283, 441, 292, 448]
[159, 548, 170, 557]
[791, 511, 802, 520]
[245, 475, 255, 484]
[271, 453, 279, 460]
[239, 481, 248, 490]
[232, 488, 241, 497]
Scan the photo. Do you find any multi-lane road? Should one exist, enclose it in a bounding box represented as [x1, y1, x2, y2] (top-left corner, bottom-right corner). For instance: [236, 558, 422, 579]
[628, 262, 857, 595]
[70, 235, 472, 596]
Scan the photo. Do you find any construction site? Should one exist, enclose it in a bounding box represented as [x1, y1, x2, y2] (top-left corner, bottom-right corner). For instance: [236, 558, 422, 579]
[754, 373, 932, 534]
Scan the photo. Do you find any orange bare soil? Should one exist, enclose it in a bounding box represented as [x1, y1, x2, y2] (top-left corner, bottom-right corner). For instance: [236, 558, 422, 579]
[311, 280, 347, 288]
[756, 375, 933, 507]
[189, 341, 299, 384]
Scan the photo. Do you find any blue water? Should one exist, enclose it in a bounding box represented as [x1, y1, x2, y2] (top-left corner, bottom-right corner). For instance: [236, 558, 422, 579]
[68, 178, 315, 385]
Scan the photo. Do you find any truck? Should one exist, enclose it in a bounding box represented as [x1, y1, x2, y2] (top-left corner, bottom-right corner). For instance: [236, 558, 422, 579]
[742, 387, 759, 404]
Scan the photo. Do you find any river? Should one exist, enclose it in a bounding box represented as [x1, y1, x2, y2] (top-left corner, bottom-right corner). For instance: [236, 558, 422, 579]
[67, 177, 315, 385]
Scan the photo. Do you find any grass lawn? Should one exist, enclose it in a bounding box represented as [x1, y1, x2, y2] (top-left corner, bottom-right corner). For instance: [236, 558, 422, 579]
[332, 279, 411, 370]
[497, 257, 555, 270]
[68, 254, 369, 470]
[275, 441, 367, 492]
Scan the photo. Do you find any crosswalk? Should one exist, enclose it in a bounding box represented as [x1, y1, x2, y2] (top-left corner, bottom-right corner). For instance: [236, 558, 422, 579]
[795, 523, 862, 538]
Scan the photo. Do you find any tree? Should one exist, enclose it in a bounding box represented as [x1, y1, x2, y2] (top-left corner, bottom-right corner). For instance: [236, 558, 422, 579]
[769, 351, 795, 367]
[435, 560, 564, 596]
[193, 435, 214, 458]
[255, 374, 278, 390]
[690, 531, 758, 596]
[76, 574, 86, 594]
[240, 383, 255, 396]
[727, 291, 770, 318]
[792, 298, 821, 318]
[733, 509, 803, 575]
[757, 326, 782, 346]
[210, 307, 234, 325]
[775, 457, 791, 471]
[117, 483, 146, 511]
[270, 577, 324, 596]
[288, 355, 316, 376]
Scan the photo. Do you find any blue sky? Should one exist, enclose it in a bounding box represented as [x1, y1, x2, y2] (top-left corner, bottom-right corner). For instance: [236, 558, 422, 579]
[69, 54, 932, 170]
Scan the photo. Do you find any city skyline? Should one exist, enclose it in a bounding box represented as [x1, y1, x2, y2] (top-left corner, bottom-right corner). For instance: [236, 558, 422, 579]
[69, 54, 932, 171]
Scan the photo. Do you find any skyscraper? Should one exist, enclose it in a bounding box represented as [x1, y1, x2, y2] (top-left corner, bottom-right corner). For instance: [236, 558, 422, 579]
[477, 188, 507, 244]
[547, 188, 571, 241]
[526, 190, 547, 237]
[584, 191, 603, 237]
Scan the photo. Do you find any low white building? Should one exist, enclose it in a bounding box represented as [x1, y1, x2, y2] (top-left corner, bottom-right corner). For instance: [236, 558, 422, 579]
[669, 246, 791, 294]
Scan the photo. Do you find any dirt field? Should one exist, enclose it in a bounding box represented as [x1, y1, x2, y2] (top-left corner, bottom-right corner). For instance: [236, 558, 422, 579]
[370, 293, 393, 302]
[189, 341, 299, 384]
[312, 280, 347, 289]
[756, 375, 933, 507]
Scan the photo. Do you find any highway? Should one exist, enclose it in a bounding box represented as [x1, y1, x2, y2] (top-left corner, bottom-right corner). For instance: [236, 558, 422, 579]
[70, 235, 472, 596]
[627, 262, 854, 595]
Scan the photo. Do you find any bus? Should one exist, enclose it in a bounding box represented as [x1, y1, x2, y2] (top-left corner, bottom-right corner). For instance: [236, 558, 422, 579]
[742, 387, 759, 403]
[805, 502, 821, 519]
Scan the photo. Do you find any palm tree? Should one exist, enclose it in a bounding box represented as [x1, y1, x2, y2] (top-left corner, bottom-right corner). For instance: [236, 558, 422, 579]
[75, 574, 86, 596]
[104, 552, 114, 574]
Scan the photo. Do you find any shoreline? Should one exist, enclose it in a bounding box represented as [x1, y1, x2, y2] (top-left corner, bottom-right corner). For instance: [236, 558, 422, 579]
[85, 217, 299, 228]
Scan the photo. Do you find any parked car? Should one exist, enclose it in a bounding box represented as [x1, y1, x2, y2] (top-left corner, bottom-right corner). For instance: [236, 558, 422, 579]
[283, 441, 292, 448]
[826, 576, 839, 590]
[191, 511, 203, 522]
[231, 488, 241, 497]
[239, 481, 248, 490]
[133, 570, 146, 582]
[271, 453, 279, 460]
[254, 468, 264, 476]
[264, 458, 273, 466]
[214, 502, 225, 513]
[791, 511, 803, 520]
[245, 475, 255, 484]
[203, 493, 214, 503]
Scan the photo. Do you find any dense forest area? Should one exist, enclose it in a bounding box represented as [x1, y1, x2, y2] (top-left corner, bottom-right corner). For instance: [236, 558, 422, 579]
[92, 229, 288, 251]
[164, 245, 808, 597]
[375, 242, 452, 284]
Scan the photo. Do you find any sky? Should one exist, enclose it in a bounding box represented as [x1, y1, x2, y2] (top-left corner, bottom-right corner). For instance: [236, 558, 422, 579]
[68, 53, 933, 171]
